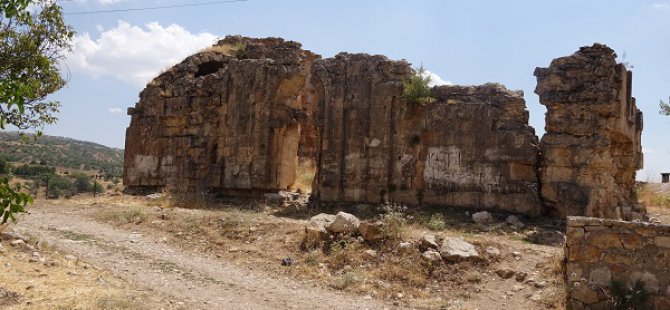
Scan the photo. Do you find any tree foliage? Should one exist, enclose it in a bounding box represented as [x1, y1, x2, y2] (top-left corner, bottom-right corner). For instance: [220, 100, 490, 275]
[1, 0, 73, 131]
[661, 98, 670, 116]
[0, 176, 32, 223]
[402, 65, 435, 106]
[0, 0, 73, 223]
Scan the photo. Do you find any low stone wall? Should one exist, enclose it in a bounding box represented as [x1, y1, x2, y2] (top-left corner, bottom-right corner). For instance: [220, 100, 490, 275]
[565, 216, 670, 309]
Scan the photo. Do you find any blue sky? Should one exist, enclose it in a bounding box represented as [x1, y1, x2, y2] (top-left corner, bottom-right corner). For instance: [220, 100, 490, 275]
[30, 0, 670, 181]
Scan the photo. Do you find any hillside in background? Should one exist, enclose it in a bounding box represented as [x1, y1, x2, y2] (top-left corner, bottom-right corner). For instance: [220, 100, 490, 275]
[0, 131, 124, 176]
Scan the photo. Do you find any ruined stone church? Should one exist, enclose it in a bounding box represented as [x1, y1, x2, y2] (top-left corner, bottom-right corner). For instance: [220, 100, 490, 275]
[123, 36, 643, 219]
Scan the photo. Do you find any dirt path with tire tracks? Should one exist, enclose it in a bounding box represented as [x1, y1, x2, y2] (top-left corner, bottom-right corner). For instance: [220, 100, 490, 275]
[11, 204, 393, 310]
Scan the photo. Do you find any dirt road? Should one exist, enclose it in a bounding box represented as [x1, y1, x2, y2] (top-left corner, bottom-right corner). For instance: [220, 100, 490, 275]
[12, 204, 392, 310]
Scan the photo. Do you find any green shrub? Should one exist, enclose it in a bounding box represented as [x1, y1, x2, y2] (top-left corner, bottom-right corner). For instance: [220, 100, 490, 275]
[402, 65, 436, 106]
[381, 212, 406, 241]
[235, 42, 248, 59]
[425, 213, 447, 231]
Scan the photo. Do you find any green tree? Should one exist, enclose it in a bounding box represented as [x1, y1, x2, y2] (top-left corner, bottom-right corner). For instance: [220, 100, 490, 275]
[402, 65, 435, 106]
[0, 156, 9, 175]
[72, 173, 93, 193]
[0, 0, 73, 223]
[661, 98, 670, 116]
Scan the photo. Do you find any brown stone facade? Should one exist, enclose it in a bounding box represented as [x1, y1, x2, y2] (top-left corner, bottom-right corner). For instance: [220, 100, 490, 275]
[124, 37, 318, 195]
[535, 44, 644, 219]
[124, 37, 642, 218]
[310, 54, 541, 214]
[565, 217, 670, 309]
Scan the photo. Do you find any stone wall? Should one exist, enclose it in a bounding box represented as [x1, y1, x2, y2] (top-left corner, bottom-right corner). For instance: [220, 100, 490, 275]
[311, 54, 541, 214]
[124, 36, 318, 194]
[565, 216, 670, 309]
[535, 44, 644, 219]
[124, 37, 642, 218]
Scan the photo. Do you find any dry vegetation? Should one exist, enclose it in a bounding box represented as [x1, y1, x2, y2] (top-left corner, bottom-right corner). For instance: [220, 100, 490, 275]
[0, 231, 172, 309]
[84, 194, 566, 309]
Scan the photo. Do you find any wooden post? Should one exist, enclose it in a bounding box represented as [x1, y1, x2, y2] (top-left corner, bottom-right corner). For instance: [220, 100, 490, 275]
[93, 174, 97, 197]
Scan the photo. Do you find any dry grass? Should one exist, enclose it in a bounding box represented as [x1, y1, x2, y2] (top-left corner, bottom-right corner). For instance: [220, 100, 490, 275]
[0, 239, 168, 309]
[636, 182, 670, 208]
[199, 44, 236, 56]
[97, 206, 148, 224]
[71, 195, 566, 308]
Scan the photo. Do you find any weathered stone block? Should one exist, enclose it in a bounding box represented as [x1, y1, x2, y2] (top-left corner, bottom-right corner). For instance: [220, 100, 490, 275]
[654, 236, 670, 248]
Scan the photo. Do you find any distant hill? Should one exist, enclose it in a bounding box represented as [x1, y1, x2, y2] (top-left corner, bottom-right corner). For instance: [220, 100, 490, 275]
[0, 131, 124, 176]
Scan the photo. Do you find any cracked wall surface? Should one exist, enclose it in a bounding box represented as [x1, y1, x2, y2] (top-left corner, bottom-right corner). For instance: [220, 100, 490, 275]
[309, 53, 541, 214]
[535, 44, 643, 219]
[124, 37, 642, 218]
[124, 37, 318, 194]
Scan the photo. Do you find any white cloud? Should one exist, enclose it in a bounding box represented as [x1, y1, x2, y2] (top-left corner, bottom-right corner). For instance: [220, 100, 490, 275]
[67, 21, 218, 86]
[422, 70, 452, 87]
[108, 107, 124, 114]
[653, 3, 670, 9]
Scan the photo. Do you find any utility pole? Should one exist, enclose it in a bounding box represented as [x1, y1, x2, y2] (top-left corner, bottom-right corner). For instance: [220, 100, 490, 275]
[93, 174, 98, 198]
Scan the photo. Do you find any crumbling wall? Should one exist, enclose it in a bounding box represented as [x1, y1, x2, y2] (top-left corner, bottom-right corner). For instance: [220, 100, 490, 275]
[124, 37, 318, 194]
[535, 44, 644, 219]
[310, 54, 541, 214]
[124, 38, 643, 218]
[565, 216, 670, 309]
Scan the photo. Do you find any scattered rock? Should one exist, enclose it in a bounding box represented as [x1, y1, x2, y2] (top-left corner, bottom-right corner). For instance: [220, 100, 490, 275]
[303, 213, 336, 245]
[397, 242, 414, 253]
[66, 271, 78, 276]
[485, 246, 501, 257]
[534, 281, 547, 288]
[1, 232, 28, 242]
[363, 249, 377, 259]
[525, 230, 565, 246]
[44, 261, 57, 267]
[146, 193, 164, 200]
[496, 269, 515, 279]
[281, 257, 294, 266]
[263, 193, 286, 204]
[472, 211, 495, 224]
[0, 287, 21, 306]
[228, 247, 240, 253]
[358, 221, 384, 242]
[64, 255, 77, 261]
[505, 215, 525, 228]
[440, 237, 479, 261]
[9, 240, 25, 247]
[515, 272, 527, 282]
[528, 292, 543, 302]
[309, 213, 336, 231]
[0, 243, 4, 253]
[421, 250, 442, 262]
[327, 212, 360, 234]
[419, 234, 439, 251]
